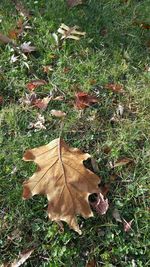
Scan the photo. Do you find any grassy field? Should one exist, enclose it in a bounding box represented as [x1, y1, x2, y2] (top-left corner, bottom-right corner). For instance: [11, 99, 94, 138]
[0, 0, 150, 266]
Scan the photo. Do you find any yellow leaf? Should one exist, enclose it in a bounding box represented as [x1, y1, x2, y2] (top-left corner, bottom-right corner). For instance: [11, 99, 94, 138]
[23, 138, 100, 234]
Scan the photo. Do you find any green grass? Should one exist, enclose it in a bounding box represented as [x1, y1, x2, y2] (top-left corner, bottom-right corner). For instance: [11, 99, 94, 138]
[0, 0, 150, 266]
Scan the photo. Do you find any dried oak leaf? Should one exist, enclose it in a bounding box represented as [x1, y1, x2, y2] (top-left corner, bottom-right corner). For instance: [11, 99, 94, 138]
[75, 91, 98, 109]
[26, 80, 47, 91]
[67, 0, 83, 8]
[58, 23, 86, 40]
[105, 83, 124, 93]
[22, 138, 100, 234]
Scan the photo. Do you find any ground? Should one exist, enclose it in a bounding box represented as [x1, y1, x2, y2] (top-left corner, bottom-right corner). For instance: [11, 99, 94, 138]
[0, 0, 150, 266]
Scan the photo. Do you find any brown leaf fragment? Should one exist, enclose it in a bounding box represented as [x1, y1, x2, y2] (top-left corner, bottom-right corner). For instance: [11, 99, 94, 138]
[105, 83, 124, 93]
[91, 193, 109, 215]
[22, 138, 101, 234]
[123, 218, 133, 232]
[0, 32, 16, 46]
[58, 23, 86, 40]
[26, 80, 47, 91]
[112, 157, 133, 168]
[33, 97, 51, 110]
[13, 0, 30, 18]
[10, 249, 34, 267]
[0, 96, 4, 104]
[86, 259, 97, 267]
[43, 65, 53, 73]
[67, 0, 83, 8]
[140, 23, 150, 29]
[112, 208, 122, 222]
[75, 91, 98, 109]
[50, 110, 66, 117]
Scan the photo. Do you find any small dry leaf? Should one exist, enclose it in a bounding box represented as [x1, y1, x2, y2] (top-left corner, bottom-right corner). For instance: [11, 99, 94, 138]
[13, 0, 30, 18]
[86, 259, 97, 267]
[67, 0, 83, 8]
[140, 23, 150, 29]
[0, 32, 16, 46]
[112, 208, 122, 222]
[53, 96, 64, 101]
[51, 110, 66, 117]
[10, 54, 19, 63]
[0, 96, 4, 104]
[43, 65, 53, 73]
[20, 42, 36, 53]
[112, 158, 133, 168]
[105, 83, 124, 93]
[123, 218, 133, 232]
[28, 114, 46, 131]
[10, 249, 34, 267]
[19, 93, 37, 106]
[22, 138, 100, 234]
[91, 193, 109, 215]
[26, 80, 47, 91]
[75, 91, 98, 109]
[33, 96, 51, 110]
[58, 23, 86, 40]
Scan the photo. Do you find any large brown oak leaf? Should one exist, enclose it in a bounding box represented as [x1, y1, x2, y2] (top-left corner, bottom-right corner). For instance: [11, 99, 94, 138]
[23, 138, 101, 234]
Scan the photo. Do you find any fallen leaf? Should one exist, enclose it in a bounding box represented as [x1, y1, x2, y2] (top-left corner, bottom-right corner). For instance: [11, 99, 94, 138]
[53, 96, 64, 101]
[8, 18, 24, 40]
[10, 54, 19, 63]
[86, 259, 97, 267]
[75, 91, 98, 109]
[10, 249, 34, 267]
[112, 157, 133, 168]
[22, 138, 101, 234]
[43, 65, 53, 73]
[123, 218, 133, 232]
[105, 83, 124, 93]
[19, 93, 37, 106]
[112, 208, 122, 222]
[0, 96, 4, 104]
[28, 114, 46, 131]
[20, 42, 36, 53]
[26, 80, 47, 91]
[0, 32, 16, 46]
[140, 23, 150, 29]
[50, 110, 66, 117]
[13, 0, 30, 18]
[67, 0, 83, 8]
[33, 96, 51, 110]
[52, 32, 59, 46]
[58, 23, 86, 40]
[91, 193, 109, 215]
